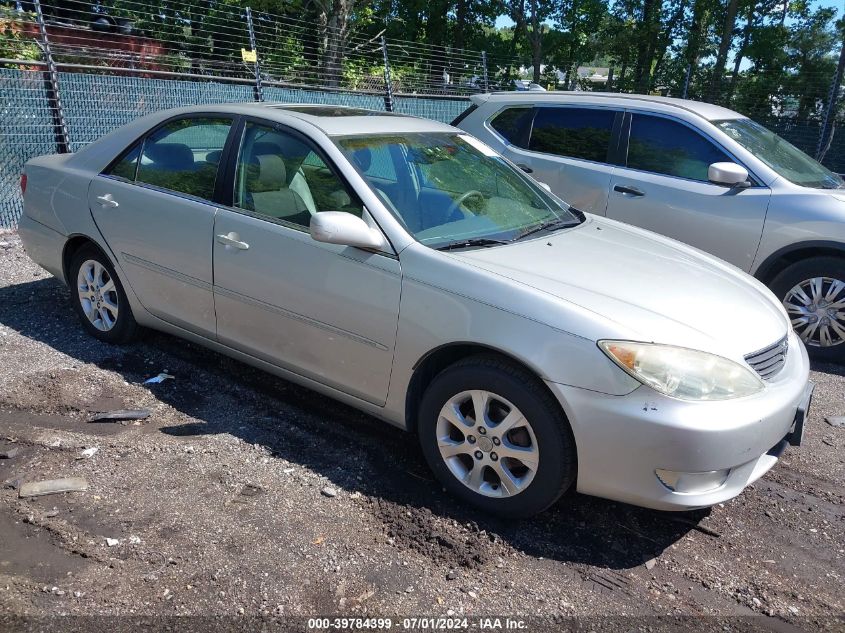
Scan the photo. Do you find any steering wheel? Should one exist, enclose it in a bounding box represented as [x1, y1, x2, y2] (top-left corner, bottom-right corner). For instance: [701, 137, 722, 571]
[447, 190, 484, 217]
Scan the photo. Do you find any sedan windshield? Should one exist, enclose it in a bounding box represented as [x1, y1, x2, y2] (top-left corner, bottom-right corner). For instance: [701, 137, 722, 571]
[715, 118, 843, 189]
[335, 132, 580, 249]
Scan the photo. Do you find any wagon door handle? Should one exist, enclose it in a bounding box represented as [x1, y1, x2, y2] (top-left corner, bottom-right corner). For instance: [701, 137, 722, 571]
[516, 163, 533, 174]
[613, 184, 645, 197]
[96, 194, 119, 208]
[216, 232, 250, 250]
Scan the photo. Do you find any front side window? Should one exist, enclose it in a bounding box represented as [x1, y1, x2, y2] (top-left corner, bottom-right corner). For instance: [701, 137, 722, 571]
[336, 132, 580, 248]
[234, 122, 363, 228]
[133, 117, 232, 200]
[715, 118, 843, 189]
[627, 115, 730, 182]
[528, 107, 616, 163]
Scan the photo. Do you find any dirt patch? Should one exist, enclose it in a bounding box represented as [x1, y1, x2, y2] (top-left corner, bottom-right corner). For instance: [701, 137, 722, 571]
[370, 498, 510, 570]
[0, 512, 86, 584]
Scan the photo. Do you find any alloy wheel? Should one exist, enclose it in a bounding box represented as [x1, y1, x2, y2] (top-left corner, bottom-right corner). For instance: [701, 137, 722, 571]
[76, 259, 119, 332]
[783, 276, 845, 348]
[436, 390, 539, 498]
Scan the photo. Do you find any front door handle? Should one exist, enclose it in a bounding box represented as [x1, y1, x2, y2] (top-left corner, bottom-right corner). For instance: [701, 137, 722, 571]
[216, 232, 250, 250]
[516, 163, 533, 174]
[96, 194, 119, 208]
[613, 184, 645, 197]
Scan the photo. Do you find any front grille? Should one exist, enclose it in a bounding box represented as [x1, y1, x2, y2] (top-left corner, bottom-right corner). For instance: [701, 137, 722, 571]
[745, 336, 789, 380]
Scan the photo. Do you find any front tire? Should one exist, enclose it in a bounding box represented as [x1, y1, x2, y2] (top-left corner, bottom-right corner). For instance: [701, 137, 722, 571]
[770, 257, 845, 363]
[417, 355, 577, 518]
[69, 245, 138, 344]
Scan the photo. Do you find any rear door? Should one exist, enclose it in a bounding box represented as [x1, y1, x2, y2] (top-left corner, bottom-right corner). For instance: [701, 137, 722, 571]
[605, 113, 771, 271]
[485, 105, 621, 214]
[88, 115, 234, 337]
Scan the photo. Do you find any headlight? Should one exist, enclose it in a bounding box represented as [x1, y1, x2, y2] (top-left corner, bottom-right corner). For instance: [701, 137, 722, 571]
[598, 341, 764, 401]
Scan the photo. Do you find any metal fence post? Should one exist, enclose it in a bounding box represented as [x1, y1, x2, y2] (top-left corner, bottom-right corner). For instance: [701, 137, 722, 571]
[481, 50, 489, 92]
[33, 0, 69, 153]
[245, 7, 263, 102]
[381, 36, 394, 113]
[817, 41, 845, 162]
[681, 63, 693, 99]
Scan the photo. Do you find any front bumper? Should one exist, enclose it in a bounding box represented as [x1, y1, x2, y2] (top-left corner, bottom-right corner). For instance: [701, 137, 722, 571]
[547, 331, 811, 511]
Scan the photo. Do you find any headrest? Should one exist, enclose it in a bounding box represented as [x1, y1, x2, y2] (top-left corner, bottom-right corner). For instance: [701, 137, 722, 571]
[145, 142, 195, 171]
[205, 149, 222, 166]
[255, 154, 287, 191]
[351, 147, 372, 172]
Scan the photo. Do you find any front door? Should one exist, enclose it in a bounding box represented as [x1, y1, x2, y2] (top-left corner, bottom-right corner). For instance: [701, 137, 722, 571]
[212, 120, 401, 404]
[605, 113, 771, 271]
[88, 115, 234, 336]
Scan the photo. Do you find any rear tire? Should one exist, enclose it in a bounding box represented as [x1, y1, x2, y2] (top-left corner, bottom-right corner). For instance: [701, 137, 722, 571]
[69, 245, 138, 344]
[769, 257, 845, 363]
[417, 355, 577, 518]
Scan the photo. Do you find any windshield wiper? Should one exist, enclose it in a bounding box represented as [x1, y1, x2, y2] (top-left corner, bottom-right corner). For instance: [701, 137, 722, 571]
[435, 238, 509, 251]
[514, 217, 577, 241]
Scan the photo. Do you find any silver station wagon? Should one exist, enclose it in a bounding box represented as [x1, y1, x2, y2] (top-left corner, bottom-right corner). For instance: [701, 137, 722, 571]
[456, 92, 845, 361]
[19, 104, 812, 517]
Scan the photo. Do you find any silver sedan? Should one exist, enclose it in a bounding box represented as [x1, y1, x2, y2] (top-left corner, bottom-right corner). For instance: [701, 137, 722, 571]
[18, 104, 812, 517]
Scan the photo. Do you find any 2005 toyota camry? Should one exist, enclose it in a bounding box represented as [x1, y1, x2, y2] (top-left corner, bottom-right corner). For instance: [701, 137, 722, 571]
[18, 103, 812, 517]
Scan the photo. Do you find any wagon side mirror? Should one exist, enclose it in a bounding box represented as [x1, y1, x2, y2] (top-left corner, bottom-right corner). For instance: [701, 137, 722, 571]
[310, 212, 388, 251]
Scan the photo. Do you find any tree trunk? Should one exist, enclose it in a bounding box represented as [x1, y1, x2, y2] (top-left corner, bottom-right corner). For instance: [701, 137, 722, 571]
[650, 0, 688, 92]
[818, 27, 845, 162]
[708, 0, 740, 102]
[530, 0, 542, 83]
[681, 0, 709, 96]
[728, 1, 756, 98]
[633, 0, 662, 93]
[427, 0, 450, 92]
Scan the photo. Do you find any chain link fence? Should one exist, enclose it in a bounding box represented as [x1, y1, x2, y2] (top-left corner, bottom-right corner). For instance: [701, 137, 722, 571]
[0, 0, 488, 227]
[2, 0, 842, 227]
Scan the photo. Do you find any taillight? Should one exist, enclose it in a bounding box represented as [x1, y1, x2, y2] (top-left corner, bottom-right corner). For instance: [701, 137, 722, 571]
[20, 173, 27, 195]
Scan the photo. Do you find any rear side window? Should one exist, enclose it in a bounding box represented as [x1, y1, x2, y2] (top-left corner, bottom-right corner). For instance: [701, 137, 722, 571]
[134, 117, 232, 200]
[108, 144, 140, 182]
[489, 107, 533, 148]
[528, 107, 616, 163]
[627, 115, 731, 181]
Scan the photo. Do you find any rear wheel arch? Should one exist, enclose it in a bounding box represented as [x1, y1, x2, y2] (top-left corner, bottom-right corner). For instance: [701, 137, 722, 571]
[62, 235, 114, 286]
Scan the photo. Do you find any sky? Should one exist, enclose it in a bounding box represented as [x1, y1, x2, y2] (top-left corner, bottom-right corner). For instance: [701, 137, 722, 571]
[493, 0, 843, 29]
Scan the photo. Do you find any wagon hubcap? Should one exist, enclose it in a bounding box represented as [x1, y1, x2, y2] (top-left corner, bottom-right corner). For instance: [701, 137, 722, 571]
[436, 390, 539, 498]
[784, 276, 845, 348]
[77, 260, 119, 332]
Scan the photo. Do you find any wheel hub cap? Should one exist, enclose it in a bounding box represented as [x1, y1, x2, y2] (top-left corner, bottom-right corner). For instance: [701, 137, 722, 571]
[784, 276, 845, 348]
[436, 390, 539, 498]
[76, 259, 119, 332]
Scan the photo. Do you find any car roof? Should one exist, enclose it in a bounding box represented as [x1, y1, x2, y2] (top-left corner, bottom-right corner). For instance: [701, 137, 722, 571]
[470, 92, 744, 122]
[163, 102, 457, 135]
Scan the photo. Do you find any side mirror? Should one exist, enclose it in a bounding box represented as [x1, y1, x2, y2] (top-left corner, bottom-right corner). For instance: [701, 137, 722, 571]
[310, 212, 388, 251]
[708, 162, 749, 187]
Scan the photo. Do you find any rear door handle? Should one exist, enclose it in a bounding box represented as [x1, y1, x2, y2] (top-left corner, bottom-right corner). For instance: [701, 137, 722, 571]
[216, 232, 249, 250]
[613, 185, 645, 197]
[96, 194, 119, 208]
[516, 163, 533, 174]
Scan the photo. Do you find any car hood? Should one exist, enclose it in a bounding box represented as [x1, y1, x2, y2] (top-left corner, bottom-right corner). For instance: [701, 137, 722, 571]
[449, 218, 789, 358]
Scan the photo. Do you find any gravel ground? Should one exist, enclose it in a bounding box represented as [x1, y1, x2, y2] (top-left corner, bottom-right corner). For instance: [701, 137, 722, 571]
[0, 228, 843, 631]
